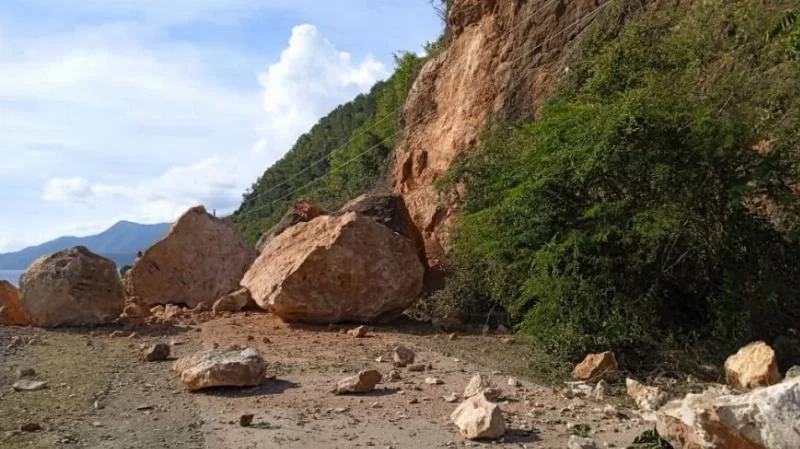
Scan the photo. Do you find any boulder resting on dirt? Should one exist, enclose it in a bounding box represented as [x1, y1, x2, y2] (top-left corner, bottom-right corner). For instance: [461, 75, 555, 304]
[0, 280, 31, 326]
[451, 392, 505, 440]
[19, 246, 125, 327]
[567, 436, 599, 449]
[242, 212, 424, 324]
[335, 369, 383, 394]
[125, 206, 257, 307]
[656, 378, 800, 449]
[626, 378, 669, 411]
[174, 347, 267, 391]
[724, 341, 781, 389]
[572, 351, 618, 381]
[212, 288, 251, 314]
[256, 200, 329, 252]
[143, 343, 171, 362]
[119, 296, 151, 322]
[464, 373, 492, 399]
[393, 345, 415, 367]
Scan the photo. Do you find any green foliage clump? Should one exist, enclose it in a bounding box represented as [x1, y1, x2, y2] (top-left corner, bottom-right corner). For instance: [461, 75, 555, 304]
[439, 0, 800, 362]
[232, 53, 425, 242]
[119, 264, 132, 277]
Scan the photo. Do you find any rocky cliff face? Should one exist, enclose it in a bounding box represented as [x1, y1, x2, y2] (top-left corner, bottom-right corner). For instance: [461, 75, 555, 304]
[392, 0, 606, 269]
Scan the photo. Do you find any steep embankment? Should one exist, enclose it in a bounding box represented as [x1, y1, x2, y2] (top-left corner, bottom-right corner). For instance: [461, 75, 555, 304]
[392, 0, 608, 269]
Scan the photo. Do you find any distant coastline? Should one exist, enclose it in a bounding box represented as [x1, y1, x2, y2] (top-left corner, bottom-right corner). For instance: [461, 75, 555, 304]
[0, 269, 24, 286]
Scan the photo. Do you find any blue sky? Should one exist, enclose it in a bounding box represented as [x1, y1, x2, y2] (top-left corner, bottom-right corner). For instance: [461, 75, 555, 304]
[0, 1, 442, 252]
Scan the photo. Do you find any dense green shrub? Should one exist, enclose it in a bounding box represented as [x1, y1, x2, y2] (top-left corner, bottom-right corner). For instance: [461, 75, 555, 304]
[440, 0, 800, 361]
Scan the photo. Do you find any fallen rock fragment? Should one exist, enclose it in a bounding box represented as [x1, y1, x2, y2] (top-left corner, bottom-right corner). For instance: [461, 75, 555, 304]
[17, 368, 35, 378]
[19, 423, 43, 432]
[12, 379, 48, 391]
[350, 325, 368, 338]
[786, 365, 800, 380]
[212, 288, 252, 314]
[125, 206, 257, 307]
[239, 414, 254, 427]
[407, 364, 426, 372]
[174, 348, 266, 391]
[626, 378, 669, 411]
[242, 212, 424, 323]
[567, 435, 599, 449]
[120, 296, 151, 321]
[393, 345, 415, 367]
[593, 380, 607, 401]
[387, 369, 402, 382]
[143, 343, 171, 362]
[572, 352, 618, 381]
[443, 392, 459, 403]
[450, 392, 505, 440]
[425, 377, 444, 385]
[19, 246, 125, 327]
[0, 280, 31, 326]
[463, 373, 491, 399]
[656, 378, 800, 449]
[724, 341, 781, 389]
[335, 370, 382, 394]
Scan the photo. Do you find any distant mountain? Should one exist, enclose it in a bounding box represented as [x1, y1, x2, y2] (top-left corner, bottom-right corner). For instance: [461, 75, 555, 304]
[0, 221, 171, 270]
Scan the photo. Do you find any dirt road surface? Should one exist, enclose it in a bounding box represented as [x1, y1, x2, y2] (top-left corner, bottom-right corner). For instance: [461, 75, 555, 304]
[0, 314, 652, 448]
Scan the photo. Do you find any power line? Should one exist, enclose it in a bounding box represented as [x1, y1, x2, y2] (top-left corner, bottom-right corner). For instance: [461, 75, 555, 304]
[236, 0, 615, 221]
[237, 0, 563, 209]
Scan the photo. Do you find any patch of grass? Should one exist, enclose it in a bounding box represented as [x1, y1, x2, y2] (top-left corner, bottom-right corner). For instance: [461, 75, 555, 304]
[250, 422, 281, 430]
[569, 423, 592, 438]
[628, 429, 673, 449]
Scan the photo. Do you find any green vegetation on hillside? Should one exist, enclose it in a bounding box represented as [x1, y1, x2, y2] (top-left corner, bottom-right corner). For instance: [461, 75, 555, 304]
[438, 0, 800, 363]
[232, 53, 425, 242]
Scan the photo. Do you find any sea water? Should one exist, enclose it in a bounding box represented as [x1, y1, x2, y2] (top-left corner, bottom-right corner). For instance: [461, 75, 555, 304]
[0, 270, 24, 286]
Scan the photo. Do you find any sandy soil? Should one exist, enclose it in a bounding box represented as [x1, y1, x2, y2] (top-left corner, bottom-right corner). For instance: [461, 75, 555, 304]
[0, 313, 654, 449]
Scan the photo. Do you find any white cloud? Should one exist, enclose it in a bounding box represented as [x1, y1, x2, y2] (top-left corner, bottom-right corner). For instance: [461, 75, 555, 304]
[255, 24, 388, 156]
[28, 24, 387, 236]
[0, 1, 442, 254]
[42, 177, 92, 202]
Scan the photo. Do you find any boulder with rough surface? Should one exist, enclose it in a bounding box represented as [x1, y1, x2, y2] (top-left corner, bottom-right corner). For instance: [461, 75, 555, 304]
[0, 281, 31, 326]
[19, 247, 124, 327]
[338, 194, 427, 267]
[724, 341, 781, 390]
[656, 378, 800, 449]
[212, 288, 251, 314]
[256, 200, 328, 252]
[119, 296, 151, 322]
[335, 370, 383, 394]
[143, 343, 171, 362]
[393, 345, 415, 367]
[573, 351, 618, 380]
[567, 436, 599, 449]
[173, 347, 267, 391]
[626, 378, 669, 411]
[450, 392, 506, 440]
[242, 212, 424, 324]
[464, 373, 492, 399]
[125, 206, 257, 307]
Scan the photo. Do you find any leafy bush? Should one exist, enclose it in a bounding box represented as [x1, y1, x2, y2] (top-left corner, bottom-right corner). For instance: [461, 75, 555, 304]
[440, 0, 800, 361]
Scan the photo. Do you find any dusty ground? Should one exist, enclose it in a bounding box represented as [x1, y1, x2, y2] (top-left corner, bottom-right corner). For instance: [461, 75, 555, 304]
[0, 314, 654, 449]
